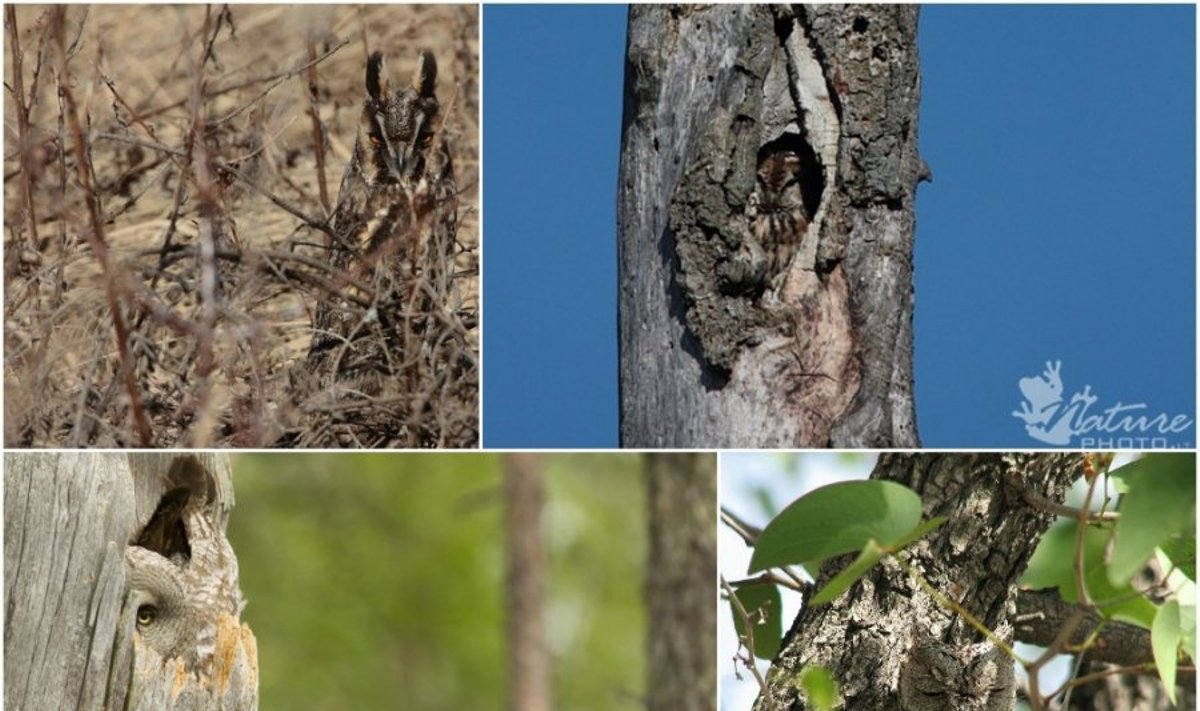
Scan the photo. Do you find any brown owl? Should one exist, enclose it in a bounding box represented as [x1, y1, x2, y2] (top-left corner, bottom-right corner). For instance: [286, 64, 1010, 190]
[751, 149, 810, 279]
[308, 49, 458, 397]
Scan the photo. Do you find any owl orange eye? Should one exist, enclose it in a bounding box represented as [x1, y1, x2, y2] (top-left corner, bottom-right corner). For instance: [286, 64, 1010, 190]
[136, 605, 158, 626]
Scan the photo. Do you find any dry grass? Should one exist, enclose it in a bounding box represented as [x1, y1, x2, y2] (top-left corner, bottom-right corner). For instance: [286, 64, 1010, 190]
[4, 5, 479, 447]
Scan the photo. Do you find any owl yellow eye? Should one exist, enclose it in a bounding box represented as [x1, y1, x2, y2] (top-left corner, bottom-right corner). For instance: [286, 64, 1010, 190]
[136, 605, 158, 626]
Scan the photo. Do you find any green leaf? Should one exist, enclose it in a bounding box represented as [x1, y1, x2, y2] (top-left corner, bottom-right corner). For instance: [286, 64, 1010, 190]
[1023, 521, 1157, 628]
[1180, 600, 1197, 663]
[799, 666, 839, 711]
[729, 583, 783, 660]
[1151, 600, 1182, 703]
[749, 480, 924, 573]
[1108, 453, 1196, 585]
[810, 539, 884, 605]
[1158, 529, 1197, 582]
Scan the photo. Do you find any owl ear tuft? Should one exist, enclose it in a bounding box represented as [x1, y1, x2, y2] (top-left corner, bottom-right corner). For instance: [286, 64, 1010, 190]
[412, 50, 437, 98]
[366, 51, 389, 102]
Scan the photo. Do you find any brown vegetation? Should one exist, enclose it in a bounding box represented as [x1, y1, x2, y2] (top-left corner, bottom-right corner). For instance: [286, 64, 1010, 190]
[4, 5, 479, 447]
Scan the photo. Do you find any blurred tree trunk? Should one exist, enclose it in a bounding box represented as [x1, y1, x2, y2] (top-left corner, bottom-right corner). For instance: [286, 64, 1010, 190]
[504, 454, 550, 711]
[3, 453, 256, 711]
[645, 453, 716, 711]
[618, 5, 923, 448]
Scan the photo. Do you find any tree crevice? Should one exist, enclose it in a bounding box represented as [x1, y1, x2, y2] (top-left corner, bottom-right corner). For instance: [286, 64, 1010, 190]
[619, 4, 920, 447]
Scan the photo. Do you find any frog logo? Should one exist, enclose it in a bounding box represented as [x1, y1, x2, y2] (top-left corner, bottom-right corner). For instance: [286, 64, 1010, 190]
[1012, 360, 1191, 446]
[1012, 361, 1097, 445]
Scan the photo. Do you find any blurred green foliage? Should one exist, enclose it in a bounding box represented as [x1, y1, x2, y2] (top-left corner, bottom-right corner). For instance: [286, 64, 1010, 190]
[229, 453, 646, 711]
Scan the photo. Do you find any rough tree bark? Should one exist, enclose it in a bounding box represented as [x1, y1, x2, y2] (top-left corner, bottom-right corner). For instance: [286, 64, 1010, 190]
[4, 452, 257, 711]
[646, 453, 716, 711]
[752, 453, 1191, 711]
[618, 5, 922, 448]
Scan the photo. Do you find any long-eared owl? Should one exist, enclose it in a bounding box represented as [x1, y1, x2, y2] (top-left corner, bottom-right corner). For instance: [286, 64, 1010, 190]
[309, 49, 458, 377]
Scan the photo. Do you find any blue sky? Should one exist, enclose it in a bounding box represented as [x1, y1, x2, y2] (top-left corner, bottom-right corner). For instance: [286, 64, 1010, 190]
[483, 5, 1195, 448]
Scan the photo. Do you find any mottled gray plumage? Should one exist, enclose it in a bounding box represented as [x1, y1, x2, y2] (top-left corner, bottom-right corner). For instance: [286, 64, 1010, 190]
[125, 457, 244, 677]
[898, 638, 1015, 711]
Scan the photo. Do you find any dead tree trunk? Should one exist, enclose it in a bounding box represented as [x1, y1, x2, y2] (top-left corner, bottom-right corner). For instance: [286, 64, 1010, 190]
[4, 453, 257, 711]
[618, 5, 923, 448]
[645, 453, 716, 711]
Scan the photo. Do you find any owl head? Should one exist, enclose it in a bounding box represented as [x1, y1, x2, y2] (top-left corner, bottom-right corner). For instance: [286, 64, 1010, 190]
[359, 49, 441, 185]
[898, 638, 1014, 711]
[125, 544, 197, 664]
[757, 150, 803, 191]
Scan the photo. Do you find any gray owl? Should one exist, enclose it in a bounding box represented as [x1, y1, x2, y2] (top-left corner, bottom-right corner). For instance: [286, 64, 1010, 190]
[310, 49, 457, 370]
[125, 457, 245, 677]
[898, 639, 1015, 711]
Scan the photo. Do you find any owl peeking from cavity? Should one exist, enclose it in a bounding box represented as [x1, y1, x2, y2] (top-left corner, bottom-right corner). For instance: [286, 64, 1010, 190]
[124, 457, 244, 678]
[748, 147, 811, 281]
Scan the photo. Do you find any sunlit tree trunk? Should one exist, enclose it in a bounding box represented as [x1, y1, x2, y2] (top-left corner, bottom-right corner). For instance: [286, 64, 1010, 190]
[754, 454, 1188, 711]
[618, 5, 923, 448]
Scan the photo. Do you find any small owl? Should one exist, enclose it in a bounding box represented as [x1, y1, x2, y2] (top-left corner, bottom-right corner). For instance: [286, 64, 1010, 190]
[751, 149, 810, 279]
[898, 639, 1015, 711]
[125, 457, 244, 677]
[309, 48, 457, 390]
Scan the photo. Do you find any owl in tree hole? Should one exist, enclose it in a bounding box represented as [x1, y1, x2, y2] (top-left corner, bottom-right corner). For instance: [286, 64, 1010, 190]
[898, 639, 1015, 711]
[310, 48, 458, 366]
[749, 148, 810, 280]
[124, 457, 245, 677]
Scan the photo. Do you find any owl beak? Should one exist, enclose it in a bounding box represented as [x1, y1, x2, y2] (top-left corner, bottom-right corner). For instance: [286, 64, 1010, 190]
[398, 113, 427, 179]
[391, 150, 406, 181]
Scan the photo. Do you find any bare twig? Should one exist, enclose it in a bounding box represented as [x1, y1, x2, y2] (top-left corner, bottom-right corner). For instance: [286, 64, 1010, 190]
[305, 36, 330, 214]
[54, 7, 152, 446]
[94, 132, 332, 234]
[721, 506, 764, 544]
[7, 6, 41, 253]
[212, 38, 348, 125]
[720, 576, 770, 694]
[186, 13, 219, 447]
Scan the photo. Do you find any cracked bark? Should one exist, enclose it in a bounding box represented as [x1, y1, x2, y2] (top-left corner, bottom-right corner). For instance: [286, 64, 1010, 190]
[618, 5, 921, 448]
